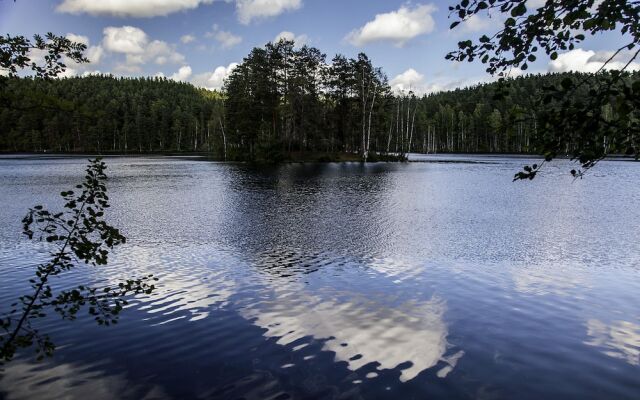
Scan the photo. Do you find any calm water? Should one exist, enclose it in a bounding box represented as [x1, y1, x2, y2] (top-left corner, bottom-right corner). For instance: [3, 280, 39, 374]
[0, 155, 638, 399]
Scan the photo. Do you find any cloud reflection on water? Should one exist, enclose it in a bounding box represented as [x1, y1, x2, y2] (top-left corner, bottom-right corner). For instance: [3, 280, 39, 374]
[511, 264, 588, 297]
[241, 284, 461, 382]
[585, 319, 640, 366]
[0, 360, 168, 400]
[105, 245, 464, 383]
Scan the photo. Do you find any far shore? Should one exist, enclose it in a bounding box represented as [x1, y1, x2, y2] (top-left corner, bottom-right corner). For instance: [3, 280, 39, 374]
[0, 152, 637, 163]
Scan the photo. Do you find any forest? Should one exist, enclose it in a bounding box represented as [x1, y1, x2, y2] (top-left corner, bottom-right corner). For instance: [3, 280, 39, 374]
[1, 39, 635, 161]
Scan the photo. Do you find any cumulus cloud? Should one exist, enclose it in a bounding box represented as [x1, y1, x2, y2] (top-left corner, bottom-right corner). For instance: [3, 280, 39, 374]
[42, 33, 106, 78]
[205, 25, 243, 49]
[66, 33, 104, 65]
[390, 68, 494, 95]
[58, 0, 304, 24]
[169, 65, 193, 81]
[214, 30, 243, 49]
[85, 45, 105, 65]
[66, 33, 90, 46]
[236, 0, 302, 25]
[181, 34, 196, 44]
[57, 0, 214, 18]
[191, 63, 238, 90]
[129, 40, 185, 65]
[274, 31, 308, 46]
[548, 48, 640, 73]
[103, 26, 148, 54]
[390, 68, 425, 93]
[13, 33, 104, 79]
[30, 50, 85, 79]
[102, 26, 186, 73]
[56, 68, 79, 79]
[346, 4, 437, 47]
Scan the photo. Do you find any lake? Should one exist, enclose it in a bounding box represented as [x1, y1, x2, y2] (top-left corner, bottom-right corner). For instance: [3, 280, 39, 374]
[0, 155, 638, 399]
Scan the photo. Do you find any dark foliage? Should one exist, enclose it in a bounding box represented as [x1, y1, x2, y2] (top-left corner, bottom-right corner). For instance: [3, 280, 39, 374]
[1, 36, 637, 171]
[0, 76, 225, 155]
[447, 0, 640, 178]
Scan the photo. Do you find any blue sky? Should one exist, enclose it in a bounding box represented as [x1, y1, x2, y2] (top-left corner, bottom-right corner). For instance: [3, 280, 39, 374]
[1, 0, 636, 93]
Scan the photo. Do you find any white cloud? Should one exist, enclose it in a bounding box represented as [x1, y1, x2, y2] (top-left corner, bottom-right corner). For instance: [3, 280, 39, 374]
[169, 65, 193, 81]
[181, 34, 196, 44]
[274, 31, 308, 46]
[191, 63, 238, 90]
[502, 67, 528, 78]
[236, 0, 302, 25]
[50, 33, 105, 78]
[346, 4, 437, 47]
[103, 26, 148, 54]
[549, 48, 640, 73]
[448, 14, 503, 38]
[214, 30, 243, 49]
[126, 46, 171, 65]
[66, 33, 104, 65]
[390, 68, 496, 95]
[56, 68, 78, 79]
[128, 40, 185, 65]
[27, 28, 192, 78]
[84, 45, 105, 65]
[26, 48, 47, 68]
[390, 68, 425, 93]
[65, 33, 90, 46]
[57, 0, 214, 18]
[58, 0, 302, 22]
[458, 15, 493, 33]
[102, 26, 185, 72]
[82, 70, 102, 77]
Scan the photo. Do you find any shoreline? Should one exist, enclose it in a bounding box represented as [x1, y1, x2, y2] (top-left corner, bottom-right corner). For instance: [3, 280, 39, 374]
[0, 152, 637, 162]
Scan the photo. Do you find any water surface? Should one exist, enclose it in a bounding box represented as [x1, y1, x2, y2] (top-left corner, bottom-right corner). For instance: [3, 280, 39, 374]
[0, 155, 638, 399]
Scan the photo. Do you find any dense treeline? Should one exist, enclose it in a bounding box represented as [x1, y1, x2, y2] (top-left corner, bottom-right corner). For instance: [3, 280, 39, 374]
[0, 76, 226, 155]
[413, 70, 636, 155]
[1, 39, 636, 159]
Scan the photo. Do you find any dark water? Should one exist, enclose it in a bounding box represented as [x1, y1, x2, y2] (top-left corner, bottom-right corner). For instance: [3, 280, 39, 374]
[0, 155, 638, 399]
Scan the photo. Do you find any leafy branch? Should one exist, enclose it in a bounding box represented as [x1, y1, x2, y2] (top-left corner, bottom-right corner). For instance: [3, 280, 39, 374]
[1, 31, 89, 113]
[447, 0, 640, 180]
[0, 32, 88, 79]
[0, 159, 158, 363]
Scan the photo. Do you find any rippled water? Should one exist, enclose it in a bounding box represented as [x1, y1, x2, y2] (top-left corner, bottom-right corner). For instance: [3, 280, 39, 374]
[0, 155, 639, 399]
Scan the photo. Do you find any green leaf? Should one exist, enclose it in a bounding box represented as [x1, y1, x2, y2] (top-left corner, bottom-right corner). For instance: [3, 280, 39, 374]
[511, 3, 526, 17]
